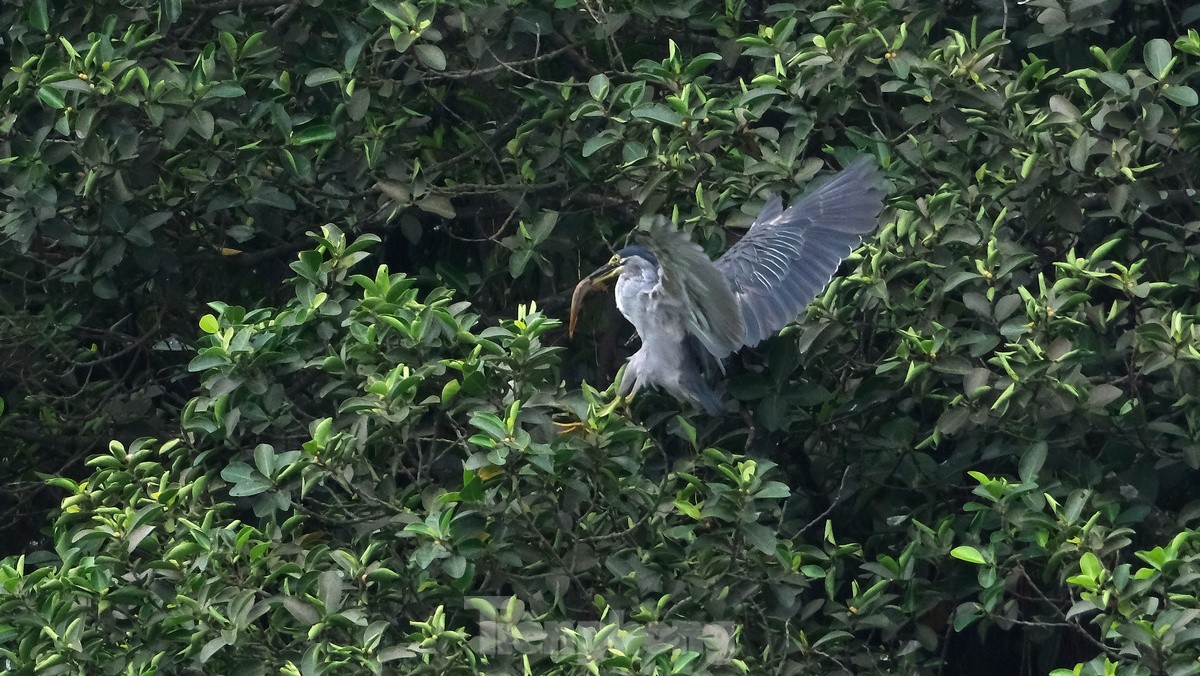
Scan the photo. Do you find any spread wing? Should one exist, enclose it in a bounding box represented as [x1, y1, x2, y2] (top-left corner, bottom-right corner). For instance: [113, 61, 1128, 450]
[715, 157, 885, 348]
[644, 226, 746, 361]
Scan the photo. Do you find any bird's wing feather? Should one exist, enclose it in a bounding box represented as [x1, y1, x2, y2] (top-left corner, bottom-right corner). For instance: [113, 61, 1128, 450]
[715, 157, 885, 348]
[645, 226, 746, 361]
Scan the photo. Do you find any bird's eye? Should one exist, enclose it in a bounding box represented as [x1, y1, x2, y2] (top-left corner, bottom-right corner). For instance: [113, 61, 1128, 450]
[609, 254, 621, 265]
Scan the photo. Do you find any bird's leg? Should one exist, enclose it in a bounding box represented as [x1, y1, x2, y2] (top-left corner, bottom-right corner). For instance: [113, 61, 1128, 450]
[587, 363, 634, 418]
[616, 360, 643, 410]
[618, 389, 639, 410]
[741, 409, 757, 452]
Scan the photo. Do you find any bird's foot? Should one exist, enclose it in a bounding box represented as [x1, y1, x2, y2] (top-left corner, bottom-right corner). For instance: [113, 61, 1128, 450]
[594, 393, 634, 418]
[620, 393, 635, 414]
[552, 420, 590, 436]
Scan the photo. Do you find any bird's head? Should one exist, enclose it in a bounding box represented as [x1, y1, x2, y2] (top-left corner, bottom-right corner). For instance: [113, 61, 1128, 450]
[569, 246, 659, 337]
[586, 246, 658, 284]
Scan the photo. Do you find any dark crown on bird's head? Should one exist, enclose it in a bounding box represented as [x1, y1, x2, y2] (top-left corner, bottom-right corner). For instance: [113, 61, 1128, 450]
[617, 245, 658, 268]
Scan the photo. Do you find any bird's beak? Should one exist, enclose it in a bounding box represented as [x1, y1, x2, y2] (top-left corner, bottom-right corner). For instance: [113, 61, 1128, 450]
[569, 255, 623, 338]
[585, 255, 625, 285]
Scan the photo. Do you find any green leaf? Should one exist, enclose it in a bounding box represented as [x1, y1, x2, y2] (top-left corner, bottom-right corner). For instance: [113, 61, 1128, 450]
[199, 314, 219, 334]
[444, 555, 466, 578]
[950, 546, 986, 565]
[683, 52, 723, 77]
[752, 481, 790, 500]
[470, 412, 508, 440]
[278, 596, 319, 626]
[1065, 574, 1098, 591]
[741, 522, 778, 554]
[416, 194, 456, 218]
[189, 109, 215, 139]
[187, 353, 228, 372]
[582, 133, 616, 157]
[292, 125, 335, 146]
[1162, 84, 1198, 107]
[47, 79, 91, 94]
[254, 443, 275, 476]
[466, 435, 495, 449]
[1018, 441, 1047, 483]
[621, 141, 647, 163]
[414, 44, 446, 71]
[508, 248, 532, 279]
[220, 461, 274, 497]
[313, 418, 332, 446]
[37, 87, 66, 109]
[1088, 384, 1123, 407]
[91, 277, 118, 300]
[1079, 552, 1103, 578]
[588, 73, 609, 101]
[304, 68, 342, 87]
[57, 36, 80, 58]
[220, 462, 255, 484]
[674, 500, 701, 519]
[1144, 38, 1173, 79]
[205, 83, 246, 98]
[219, 31, 239, 59]
[812, 630, 852, 649]
[631, 103, 681, 126]
[513, 8, 553, 35]
[737, 87, 783, 105]
[378, 646, 416, 662]
[199, 637, 228, 663]
[344, 35, 367, 71]
[254, 188, 297, 210]
[28, 0, 50, 32]
[228, 475, 271, 497]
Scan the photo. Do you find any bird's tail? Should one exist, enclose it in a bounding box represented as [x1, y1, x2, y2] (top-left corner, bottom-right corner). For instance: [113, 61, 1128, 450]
[692, 383, 726, 416]
[682, 336, 727, 415]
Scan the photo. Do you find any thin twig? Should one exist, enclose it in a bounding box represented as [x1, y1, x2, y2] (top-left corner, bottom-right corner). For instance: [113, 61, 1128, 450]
[795, 466, 851, 537]
[271, 1, 301, 29]
[1015, 566, 1121, 660]
[435, 44, 580, 80]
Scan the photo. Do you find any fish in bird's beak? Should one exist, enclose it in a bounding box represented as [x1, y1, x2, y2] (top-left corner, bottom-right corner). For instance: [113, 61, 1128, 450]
[569, 255, 624, 337]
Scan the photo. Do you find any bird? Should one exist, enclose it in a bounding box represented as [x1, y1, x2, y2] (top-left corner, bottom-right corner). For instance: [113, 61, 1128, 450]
[569, 156, 886, 415]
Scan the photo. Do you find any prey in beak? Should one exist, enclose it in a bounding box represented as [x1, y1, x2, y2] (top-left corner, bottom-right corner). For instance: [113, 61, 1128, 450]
[569, 254, 624, 337]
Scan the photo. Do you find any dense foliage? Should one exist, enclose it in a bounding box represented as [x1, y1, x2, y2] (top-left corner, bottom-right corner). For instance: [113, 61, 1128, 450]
[2, 0, 1200, 673]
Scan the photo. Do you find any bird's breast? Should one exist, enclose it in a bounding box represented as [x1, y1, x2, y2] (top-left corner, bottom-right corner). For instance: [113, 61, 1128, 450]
[615, 275, 688, 346]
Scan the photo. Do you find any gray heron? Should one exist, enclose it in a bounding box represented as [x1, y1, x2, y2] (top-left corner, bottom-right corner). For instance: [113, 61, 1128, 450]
[570, 157, 886, 414]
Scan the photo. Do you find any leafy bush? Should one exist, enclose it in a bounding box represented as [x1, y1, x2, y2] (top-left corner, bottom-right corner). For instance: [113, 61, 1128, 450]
[0, 228, 900, 673]
[2, 0, 1200, 673]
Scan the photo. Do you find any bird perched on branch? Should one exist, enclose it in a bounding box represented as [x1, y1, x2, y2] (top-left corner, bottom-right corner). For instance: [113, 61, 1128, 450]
[569, 157, 886, 414]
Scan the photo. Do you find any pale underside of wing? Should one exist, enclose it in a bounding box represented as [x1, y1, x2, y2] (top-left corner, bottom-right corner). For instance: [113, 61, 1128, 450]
[715, 157, 886, 348]
[644, 226, 746, 361]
